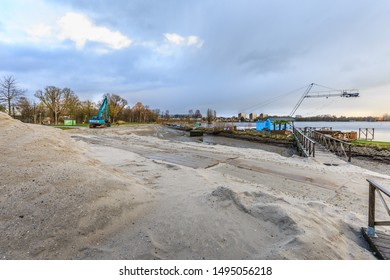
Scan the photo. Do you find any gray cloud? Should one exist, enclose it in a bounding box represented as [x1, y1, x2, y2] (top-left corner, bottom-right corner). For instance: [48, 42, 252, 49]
[2, 0, 390, 116]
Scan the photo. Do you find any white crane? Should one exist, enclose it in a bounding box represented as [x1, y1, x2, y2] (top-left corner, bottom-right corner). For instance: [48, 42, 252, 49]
[289, 83, 359, 117]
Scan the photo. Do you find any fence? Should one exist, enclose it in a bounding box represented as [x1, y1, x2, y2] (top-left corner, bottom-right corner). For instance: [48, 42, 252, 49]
[303, 127, 333, 133]
[308, 130, 352, 162]
[359, 128, 375, 140]
[292, 126, 316, 157]
[366, 179, 390, 236]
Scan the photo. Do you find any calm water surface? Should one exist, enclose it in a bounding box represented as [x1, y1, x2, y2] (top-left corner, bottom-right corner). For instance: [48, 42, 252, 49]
[294, 121, 390, 142]
[228, 121, 390, 142]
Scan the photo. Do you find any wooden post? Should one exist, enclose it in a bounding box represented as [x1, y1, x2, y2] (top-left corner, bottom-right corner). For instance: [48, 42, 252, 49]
[367, 182, 376, 236]
[305, 138, 307, 151]
[348, 144, 351, 162]
[313, 142, 315, 158]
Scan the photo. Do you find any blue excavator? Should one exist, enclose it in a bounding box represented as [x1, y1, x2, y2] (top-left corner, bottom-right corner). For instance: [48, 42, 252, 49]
[88, 97, 111, 128]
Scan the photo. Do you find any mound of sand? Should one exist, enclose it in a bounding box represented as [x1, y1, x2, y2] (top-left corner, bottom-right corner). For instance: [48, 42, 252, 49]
[0, 113, 149, 259]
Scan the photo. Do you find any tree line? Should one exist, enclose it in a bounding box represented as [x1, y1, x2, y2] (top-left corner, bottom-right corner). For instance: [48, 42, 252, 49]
[294, 114, 381, 122]
[0, 75, 161, 125]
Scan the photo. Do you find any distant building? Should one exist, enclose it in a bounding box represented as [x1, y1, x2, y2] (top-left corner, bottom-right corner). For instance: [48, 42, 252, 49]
[259, 113, 268, 120]
[238, 112, 246, 120]
[249, 113, 257, 121]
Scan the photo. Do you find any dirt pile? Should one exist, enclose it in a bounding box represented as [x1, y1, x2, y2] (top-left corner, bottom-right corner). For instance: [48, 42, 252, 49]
[0, 113, 148, 259]
[207, 186, 369, 259]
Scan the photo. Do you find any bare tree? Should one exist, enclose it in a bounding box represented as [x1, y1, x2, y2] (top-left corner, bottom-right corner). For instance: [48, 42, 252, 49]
[188, 109, 194, 119]
[129, 102, 143, 122]
[103, 93, 128, 123]
[62, 88, 80, 119]
[0, 75, 26, 116]
[16, 97, 32, 123]
[194, 109, 202, 119]
[80, 100, 97, 123]
[35, 86, 63, 124]
[164, 110, 170, 120]
[206, 108, 215, 124]
[128, 102, 159, 123]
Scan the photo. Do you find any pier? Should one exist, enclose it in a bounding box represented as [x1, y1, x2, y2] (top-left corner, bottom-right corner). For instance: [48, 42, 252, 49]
[292, 126, 351, 165]
[308, 130, 352, 162]
[292, 126, 315, 157]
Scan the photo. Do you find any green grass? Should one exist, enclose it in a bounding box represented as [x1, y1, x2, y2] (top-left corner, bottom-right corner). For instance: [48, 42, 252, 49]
[352, 140, 390, 147]
[49, 124, 89, 127]
[229, 130, 293, 141]
[50, 122, 161, 128]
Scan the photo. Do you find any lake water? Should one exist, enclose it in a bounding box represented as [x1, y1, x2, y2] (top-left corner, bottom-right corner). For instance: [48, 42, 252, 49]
[294, 121, 390, 142]
[227, 121, 390, 142]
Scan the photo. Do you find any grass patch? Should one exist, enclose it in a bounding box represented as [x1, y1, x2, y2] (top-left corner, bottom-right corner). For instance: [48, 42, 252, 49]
[49, 124, 89, 127]
[352, 140, 390, 147]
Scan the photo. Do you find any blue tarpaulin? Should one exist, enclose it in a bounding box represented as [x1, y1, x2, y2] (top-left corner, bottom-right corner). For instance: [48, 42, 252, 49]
[256, 118, 292, 131]
[256, 119, 272, 131]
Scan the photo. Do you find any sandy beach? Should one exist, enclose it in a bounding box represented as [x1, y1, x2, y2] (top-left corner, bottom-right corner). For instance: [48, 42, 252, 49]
[1, 112, 390, 260]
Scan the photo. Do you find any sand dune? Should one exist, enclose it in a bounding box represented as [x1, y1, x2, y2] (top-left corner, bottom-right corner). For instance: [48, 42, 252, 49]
[0, 113, 150, 259]
[1, 112, 389, 259]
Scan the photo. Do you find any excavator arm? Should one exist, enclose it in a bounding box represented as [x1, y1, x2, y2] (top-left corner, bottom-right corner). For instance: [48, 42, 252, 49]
[97, 97, 108, 119]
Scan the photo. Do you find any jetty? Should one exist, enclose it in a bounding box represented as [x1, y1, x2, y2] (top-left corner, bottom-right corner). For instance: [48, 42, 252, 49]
[292, 125, 390, 165]
[291, 126, 350, 165]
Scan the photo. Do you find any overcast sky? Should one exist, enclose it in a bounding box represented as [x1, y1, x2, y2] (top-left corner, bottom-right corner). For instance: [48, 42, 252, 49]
[1, 0, 390, 117]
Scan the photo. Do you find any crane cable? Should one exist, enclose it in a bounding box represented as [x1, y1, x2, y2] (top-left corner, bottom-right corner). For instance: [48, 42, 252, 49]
[297, 96, 338, 116]
[239, 83, 345, 115]
[289, 83, 351, 116]
[312, 83, 338, 91]
[239, 84, 310, 113]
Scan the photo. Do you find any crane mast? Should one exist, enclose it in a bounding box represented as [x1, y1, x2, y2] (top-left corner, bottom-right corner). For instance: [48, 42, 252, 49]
[289, 83, 314, 117]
